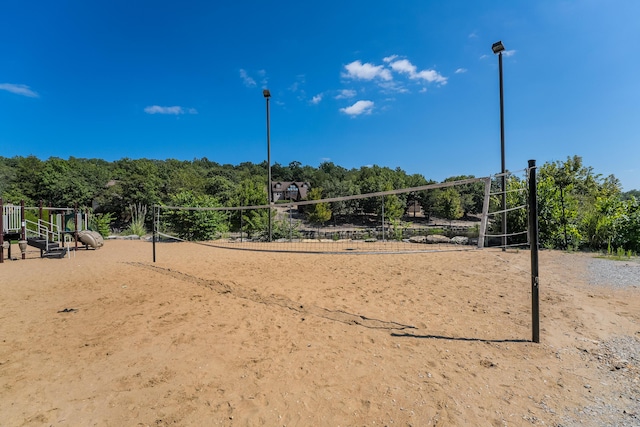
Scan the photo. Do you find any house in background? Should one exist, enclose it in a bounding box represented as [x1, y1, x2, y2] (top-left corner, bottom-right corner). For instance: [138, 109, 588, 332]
[271, 181, 310, 202]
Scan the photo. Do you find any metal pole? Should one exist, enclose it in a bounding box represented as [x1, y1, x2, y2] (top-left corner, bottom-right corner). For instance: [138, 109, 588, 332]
[381, 196, 385, 241]
[20, 200, 26, 260]
[152, 206, 156, 263]
[74, 203, 79, 251]
[0, 198, 4, 263]
[528, 159, 540, 343]
[289, 198, 293, 242]
[499, 51, 507, 251]
[266, 95, 272, 242]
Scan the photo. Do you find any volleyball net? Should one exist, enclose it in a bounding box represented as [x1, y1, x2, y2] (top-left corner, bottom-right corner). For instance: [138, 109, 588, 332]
[152, 168, 534, 255]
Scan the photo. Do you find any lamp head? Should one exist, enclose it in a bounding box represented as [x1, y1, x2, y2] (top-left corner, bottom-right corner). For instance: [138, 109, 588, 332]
[492, 41, 505, 54]
[263, 89, 271, 98]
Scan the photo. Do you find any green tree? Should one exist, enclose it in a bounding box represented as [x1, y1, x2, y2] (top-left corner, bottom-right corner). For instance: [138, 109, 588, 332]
[231, 178, 270, 238]
[612, 197, 640, 252]
[162, 191, 228, 241]
[306, 187, 332, 227]
[433, 188, 463, 225]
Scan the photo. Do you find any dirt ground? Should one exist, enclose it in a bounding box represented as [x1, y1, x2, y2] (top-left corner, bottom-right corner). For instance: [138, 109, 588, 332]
[1, 240, 638, 426]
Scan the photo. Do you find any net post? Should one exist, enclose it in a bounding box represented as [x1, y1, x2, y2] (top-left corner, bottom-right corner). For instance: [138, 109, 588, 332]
[21, 200, 26, 260]
[381, 196, 385, 242]
[478, 177, 492, 248]
[528, 159, 540, 343]
[0, 197, 4, 264]
[152, 205, 157, 263]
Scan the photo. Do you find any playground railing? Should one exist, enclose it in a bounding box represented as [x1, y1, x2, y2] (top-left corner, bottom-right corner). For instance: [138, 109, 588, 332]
[25, 219, 73, 252]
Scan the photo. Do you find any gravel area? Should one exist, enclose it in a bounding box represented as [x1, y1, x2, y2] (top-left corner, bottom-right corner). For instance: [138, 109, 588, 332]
[560, 256, 640, 426]
[561, 335, 640, 427]
[586, 257, 640, 288]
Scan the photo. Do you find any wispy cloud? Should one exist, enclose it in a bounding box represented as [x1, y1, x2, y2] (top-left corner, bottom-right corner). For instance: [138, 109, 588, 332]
[387, 58, 447, 84]
[503, 50, 517, 57]
[310, 94, 323, 104]
[144, 105, 197, 115]
[0, 83, 39, 98]
[335, 89, 356, 99]
[469, 32, 478, 38]
[342, 60, 392, 81]
[340, 100, 374, 116]
[455, 68, 467, 74]
[239, 69, 256, 87]
[377, 81, 409, 94]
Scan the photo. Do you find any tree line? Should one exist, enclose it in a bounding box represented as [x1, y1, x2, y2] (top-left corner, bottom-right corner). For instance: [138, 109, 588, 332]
[0, 155, 637, 252]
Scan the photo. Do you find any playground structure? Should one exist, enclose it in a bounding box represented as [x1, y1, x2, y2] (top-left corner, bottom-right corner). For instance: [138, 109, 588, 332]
[1, 199, 104, 263]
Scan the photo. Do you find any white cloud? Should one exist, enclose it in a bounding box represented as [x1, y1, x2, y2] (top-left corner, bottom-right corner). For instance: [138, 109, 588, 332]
[343, 60, 392, 81]
[479, 54, 489, 60]
[0, 83, 39, 98]
[383, 55, 398, 63]
[340, 100, 374, 116]
[389, 59, 416, 75]
[144, 105, 197, 115]
[239, 69, 256, 87]
[503, 50, 517, 57]
[455, 68, 467, 74]
[335, 89, 356, 99]
[311, 94, 323, 104]
[388, 59, 447, 84]
[377, 81, 409, 94]
[469, 32, 478, 38]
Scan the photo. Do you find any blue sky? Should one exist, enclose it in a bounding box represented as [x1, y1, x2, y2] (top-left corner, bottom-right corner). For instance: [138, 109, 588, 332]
[1, 1, 639, 190]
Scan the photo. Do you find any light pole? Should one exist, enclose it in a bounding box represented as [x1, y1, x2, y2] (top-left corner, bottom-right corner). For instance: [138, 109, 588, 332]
[492, 40, 507, 250]
[263, 89, 272, 242]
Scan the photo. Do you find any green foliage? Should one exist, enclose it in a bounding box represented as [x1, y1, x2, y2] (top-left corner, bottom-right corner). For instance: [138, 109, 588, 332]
[490, 175, 528, 244]
[612, 196, 640, 252]
[433, 188, 462, 223]
[1, 154, 637, 253]
[305, 187, 332, 226]
[538, 155, 623, 250]
[90, 212, 116, 238]
[123, 203, 147, 236]
[272, 218, 302, 240]
[379, 184, 404, 223]
[162, 191, 228, 241]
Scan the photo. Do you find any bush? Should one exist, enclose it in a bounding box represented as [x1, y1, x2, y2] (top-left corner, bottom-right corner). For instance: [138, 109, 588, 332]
[162, 191, 228, 241]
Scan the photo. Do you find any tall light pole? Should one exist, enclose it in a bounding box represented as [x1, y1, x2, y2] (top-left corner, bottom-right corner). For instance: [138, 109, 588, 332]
[492, 40, 507, 250]
[263, 89, 272, 242]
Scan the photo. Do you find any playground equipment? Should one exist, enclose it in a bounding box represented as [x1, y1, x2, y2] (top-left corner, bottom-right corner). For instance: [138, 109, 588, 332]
[1, 199, 102, 263]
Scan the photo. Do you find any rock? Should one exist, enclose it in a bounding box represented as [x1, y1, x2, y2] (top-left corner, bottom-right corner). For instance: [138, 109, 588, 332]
[451, 236, 469, 245]
[426, 235, 451, 244]
[408, 235, 427, 243]
[612, 359, 629, 370]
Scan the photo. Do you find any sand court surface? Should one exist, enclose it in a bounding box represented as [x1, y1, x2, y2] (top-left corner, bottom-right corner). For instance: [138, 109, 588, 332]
[1, 240, 638, 426]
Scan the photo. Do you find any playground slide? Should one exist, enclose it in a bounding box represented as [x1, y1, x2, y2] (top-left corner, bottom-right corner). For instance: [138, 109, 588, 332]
[77, 230, 105, 249]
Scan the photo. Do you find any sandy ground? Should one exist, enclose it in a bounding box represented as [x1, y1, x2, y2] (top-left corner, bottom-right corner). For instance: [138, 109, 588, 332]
[0, 240, 638, 426]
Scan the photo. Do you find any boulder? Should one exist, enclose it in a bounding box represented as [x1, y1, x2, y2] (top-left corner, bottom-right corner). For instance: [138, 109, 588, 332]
[451, 236, 469, 245]
[426, 235, 451, 244]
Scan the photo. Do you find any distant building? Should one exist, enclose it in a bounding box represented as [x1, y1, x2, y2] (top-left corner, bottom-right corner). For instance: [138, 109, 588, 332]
[271, 181, 310, 202]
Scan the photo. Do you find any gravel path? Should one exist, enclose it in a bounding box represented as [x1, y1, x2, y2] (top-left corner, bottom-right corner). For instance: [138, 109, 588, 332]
[586, 257, 640, 289]
[561, 256, 640, 426]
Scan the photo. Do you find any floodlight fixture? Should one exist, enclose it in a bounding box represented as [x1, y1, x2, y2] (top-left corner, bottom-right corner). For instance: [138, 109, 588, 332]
[263, 89, 271, 98]
[492, 41, 505, 54]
